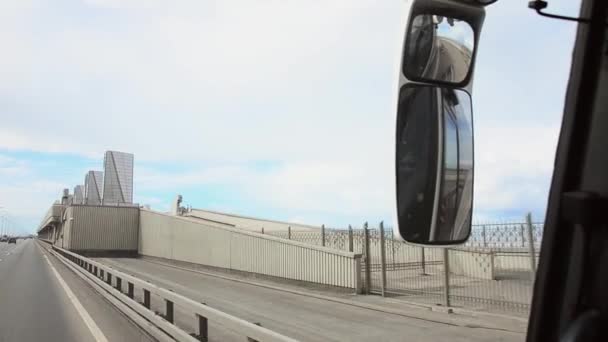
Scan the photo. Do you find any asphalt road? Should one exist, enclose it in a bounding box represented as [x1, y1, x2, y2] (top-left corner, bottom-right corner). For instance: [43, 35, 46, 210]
[99, 257, 524, 342]
[0, 240, 154, 342]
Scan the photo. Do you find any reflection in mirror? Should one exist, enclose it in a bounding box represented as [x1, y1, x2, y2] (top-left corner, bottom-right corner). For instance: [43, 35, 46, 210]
[396, 85, 473, 244]
[403, 14, 474, 84]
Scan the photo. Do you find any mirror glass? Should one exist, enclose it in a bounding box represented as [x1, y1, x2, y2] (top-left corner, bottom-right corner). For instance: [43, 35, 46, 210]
[403, 15, 474, 84]
[396, 85, 473, 244]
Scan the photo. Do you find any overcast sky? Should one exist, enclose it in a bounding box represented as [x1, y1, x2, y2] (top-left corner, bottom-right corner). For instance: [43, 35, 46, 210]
[0, 0, 580, 233]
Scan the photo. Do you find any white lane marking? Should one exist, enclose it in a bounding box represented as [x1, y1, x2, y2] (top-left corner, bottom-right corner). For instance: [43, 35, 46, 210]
[43, 254, 109, 342]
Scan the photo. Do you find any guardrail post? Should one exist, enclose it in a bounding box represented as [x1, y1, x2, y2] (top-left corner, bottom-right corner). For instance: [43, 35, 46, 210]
[321, 224, 326, 247]
[116, 277, 122, 292]
[165, 300, 174, 323]
[288, 226, 291, 240]
[247, 323, 263, 342]
[379, 221, 387, 297]
[100, 269, 104, 280]
[194, 301, 209, 342]
[106, 273, 112, 286]
[363, 222, 371, 294]
[442, 248, 451, 307]
[93, 266, 98, 276]
[348, 225, 353, 252]
[143, 289, 151, 309]
[127, 282, 134, 299]
[526, 213, 537, 281]
[195, 314, 208, 341]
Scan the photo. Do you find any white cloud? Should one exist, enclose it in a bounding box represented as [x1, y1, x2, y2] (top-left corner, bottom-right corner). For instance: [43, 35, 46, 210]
[0, 0, 579, 226]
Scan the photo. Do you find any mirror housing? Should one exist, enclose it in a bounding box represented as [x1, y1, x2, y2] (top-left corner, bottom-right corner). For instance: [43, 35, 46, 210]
[403, 14, 475, 84]
[394, 0, 485, 245]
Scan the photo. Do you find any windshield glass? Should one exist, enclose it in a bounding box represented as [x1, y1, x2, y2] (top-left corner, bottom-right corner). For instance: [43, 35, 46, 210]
[0, 1, 581, 341]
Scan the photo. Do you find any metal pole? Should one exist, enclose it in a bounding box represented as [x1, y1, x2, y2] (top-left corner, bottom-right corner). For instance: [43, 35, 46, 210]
[421, 247, 426, 275]
[288, 226, 291, 240]
[363, 222, 371, 294]
[526, 212, 537, 277]
[348, 225, 354, 252]
[391, 233, 396, 271]
[520, 224, 526, 248]
[482, 225, 487, 248]
[379, 222, 387, 297]
[442, 248, 451, 307]
[321, 224, 326, 247]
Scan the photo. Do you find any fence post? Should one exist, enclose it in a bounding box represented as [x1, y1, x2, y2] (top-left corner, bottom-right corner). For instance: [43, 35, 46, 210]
[355, 256, 363, 294]
[482, 225, 487, 248]
[288, 226, 291, 240]
[321, 224, 326, 247]
[379, 222, 387, 297]
[442, 248, 451, 307]
[526, 213, 537, 279]
[420, 247, 426, 275]
[348, 225, 354, 252]
[391, 233, 396, 271]
[363, 222, 371, 294]
[520, 224, 526, 248]
[261, 227, 264, 234]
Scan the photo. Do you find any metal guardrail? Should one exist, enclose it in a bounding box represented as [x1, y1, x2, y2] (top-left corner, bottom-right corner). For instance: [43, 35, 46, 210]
[50, 245, 298, 342]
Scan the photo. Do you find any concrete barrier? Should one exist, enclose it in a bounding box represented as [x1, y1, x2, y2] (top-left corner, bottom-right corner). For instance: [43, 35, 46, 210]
[448, 249, 495, 280]
[139, 210, 363, 290]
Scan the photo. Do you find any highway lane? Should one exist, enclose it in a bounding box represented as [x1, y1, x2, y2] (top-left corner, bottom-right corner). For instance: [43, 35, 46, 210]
[0, 240, 154, 342]
[99, 257, 524, 342]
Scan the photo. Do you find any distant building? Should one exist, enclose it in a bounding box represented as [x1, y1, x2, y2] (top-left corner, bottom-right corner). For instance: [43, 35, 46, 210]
[102, 151, 134, 205]
[84, 171, 104, 205]
[73, 185, 84, 204]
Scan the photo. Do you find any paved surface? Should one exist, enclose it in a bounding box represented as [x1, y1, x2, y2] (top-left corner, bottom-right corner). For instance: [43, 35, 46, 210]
[0, 240, 154, 342]
[99, 256, 525, 342]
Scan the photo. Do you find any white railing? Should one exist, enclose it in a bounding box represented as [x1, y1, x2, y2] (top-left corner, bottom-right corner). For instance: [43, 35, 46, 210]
[51, 245, 297, 342]
[139, 210, 363, 291]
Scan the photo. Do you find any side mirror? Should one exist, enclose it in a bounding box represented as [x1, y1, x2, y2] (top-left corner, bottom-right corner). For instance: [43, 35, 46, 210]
[394, 0, 484, 245]
[403, 14, 475, 84]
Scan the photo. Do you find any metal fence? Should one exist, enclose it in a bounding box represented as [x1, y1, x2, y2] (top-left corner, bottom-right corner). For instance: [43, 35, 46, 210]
[267, 213, 542, 315]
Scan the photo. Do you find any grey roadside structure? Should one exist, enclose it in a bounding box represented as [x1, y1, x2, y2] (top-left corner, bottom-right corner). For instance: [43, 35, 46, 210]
[39, 197, 541, 316]
[200, 209, 543, 316]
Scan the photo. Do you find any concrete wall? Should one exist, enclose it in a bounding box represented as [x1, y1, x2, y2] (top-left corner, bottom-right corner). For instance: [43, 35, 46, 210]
[140, 210, 362, 289]
[448, 249, 495, 280]
[188, 209, 319, 233]
[63, 205, 139, 254]
[493, 252, 539, 271]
